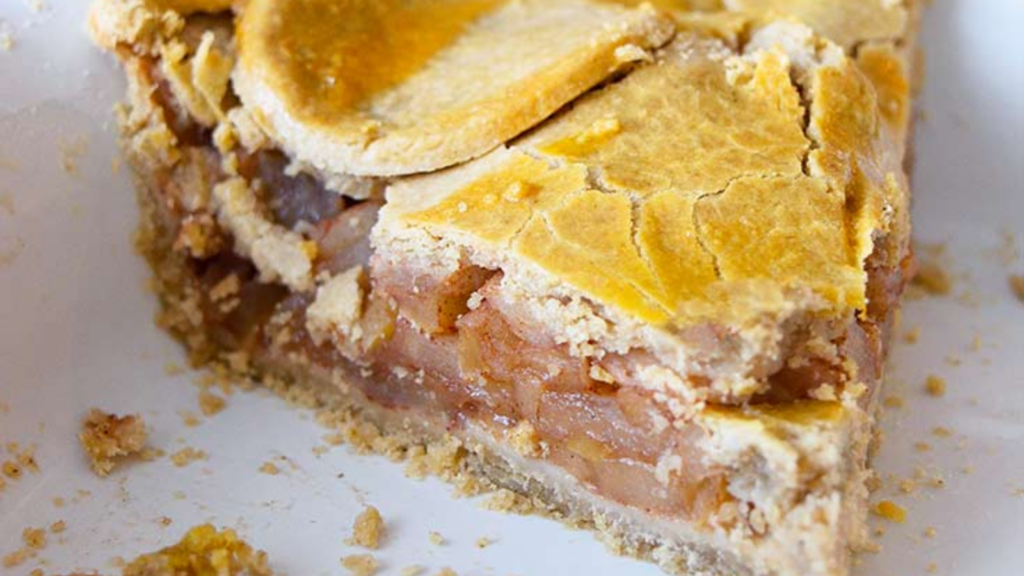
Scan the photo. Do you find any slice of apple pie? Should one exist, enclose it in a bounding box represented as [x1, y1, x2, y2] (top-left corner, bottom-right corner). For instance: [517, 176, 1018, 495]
[89, 1, 920, 574]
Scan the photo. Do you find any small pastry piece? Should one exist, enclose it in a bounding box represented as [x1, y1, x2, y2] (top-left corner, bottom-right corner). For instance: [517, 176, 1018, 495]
[78, 409, 149, 477]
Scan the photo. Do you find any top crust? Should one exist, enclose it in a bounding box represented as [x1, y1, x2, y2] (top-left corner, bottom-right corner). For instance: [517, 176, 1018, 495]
[722, 0, 910, 50]
[232, 0, 675, 177]
[375, 20, 910, 400]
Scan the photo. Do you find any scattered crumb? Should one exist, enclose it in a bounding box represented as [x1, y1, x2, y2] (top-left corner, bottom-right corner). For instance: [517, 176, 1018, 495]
[898, 478, 916, 495]
[258, 461, 280, 475]
[932, 426, 953, 438]
[924, 374, 947, 397]
[927, 562, 938, 573]
[883, 394, 905, 409]
[475, 536, 494, 549]
[428, 531, 446, 546]
[23, 527, 45, 548]
[401, 566, 425, 576]
[2, 459, 23, 479]
[198, 390, 227, 416]
[1009, 274, 1024, 303]
[78, 409, 149, 477]
[924, 526, 937, 538]
[914, 442, 931, 453]
[347, 505, 385, 550]
[58, 136, 89, 175]
[52, 497, 65, 508]
[170, 447, 208, 467]
[49, 520, 66, 534]
[341, 554, 379, 576]
[872, 500, 907, 523]
[902, 326, 920, 344]
[123, 524, 271, 576]
[2, 526, 46, 568]
[0, 192, 13, 215]
[434, 569, 458, 576]
[158, 516, 173, 527]
[179, 410, 202, 427]
[911, 261, 952, 296]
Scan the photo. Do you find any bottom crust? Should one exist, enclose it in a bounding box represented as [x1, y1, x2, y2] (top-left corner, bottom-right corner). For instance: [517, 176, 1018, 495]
[135, 164, 876, 576]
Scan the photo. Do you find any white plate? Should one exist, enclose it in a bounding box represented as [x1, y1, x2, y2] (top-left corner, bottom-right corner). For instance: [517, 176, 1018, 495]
[1, 1, 1022, 575]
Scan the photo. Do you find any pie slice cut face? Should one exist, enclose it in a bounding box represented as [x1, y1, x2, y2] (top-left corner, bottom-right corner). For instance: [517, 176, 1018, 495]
[88, 1, 922, 575]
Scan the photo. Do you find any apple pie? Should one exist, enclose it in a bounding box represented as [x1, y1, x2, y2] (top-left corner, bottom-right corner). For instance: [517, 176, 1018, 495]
[89, 1, 920, 574]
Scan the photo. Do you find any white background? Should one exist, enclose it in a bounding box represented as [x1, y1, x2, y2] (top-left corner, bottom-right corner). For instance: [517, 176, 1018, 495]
[1, 1, 1022, 575]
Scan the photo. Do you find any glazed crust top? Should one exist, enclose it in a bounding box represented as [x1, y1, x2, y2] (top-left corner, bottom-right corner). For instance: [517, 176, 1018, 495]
[383, 19, 910, 329]
[233, 0, 675, 176]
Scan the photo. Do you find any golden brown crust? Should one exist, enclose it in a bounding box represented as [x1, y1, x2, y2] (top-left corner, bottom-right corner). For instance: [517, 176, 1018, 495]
[234, 0, 675, 176]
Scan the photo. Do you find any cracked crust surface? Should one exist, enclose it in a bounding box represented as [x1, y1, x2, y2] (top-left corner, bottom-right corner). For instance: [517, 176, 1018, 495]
[234, 0, 675, 176]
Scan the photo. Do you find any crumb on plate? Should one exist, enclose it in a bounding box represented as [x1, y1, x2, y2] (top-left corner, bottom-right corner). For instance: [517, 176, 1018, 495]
[198, 390, 227, 416]
[924, 375, 947, 397]
[347, 505, 384, 550]
[122, 524, 271, 576]
[872, 500, 907, 523]
[1009, 274, 1024, 303]
[341, 554, 379, 576]
[78, 409, 148, 477]
[170, 447, 208, 467]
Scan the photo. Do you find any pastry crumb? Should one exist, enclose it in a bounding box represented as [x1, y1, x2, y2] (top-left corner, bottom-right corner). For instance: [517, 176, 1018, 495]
[78, 409, 148, 477]
[179, 410, 202, 427]
[258, 461, 280, 475]
[882, 394, 905, 409]
[924, 526, 937, 538]
[50, 520, 66, 534]
[198, 390, 227, 416]
[898, 478, 916, 495]
[475, 536, 494, 549]
[123, 523, 271, 575]
[1009, 274, 1024, 302]
[872, 500, 907, 523]
[401, 566, 425, 576]
[434, 569, 458, 576]
[347, 505, 385, 550]
[911, 261, 952, 296]
[924, 374, 947, 397]
[341, 554, 379, 576]
[170, 447, 208, 467]
[2, 526, 46, 568]
[428, 531, 446, 546]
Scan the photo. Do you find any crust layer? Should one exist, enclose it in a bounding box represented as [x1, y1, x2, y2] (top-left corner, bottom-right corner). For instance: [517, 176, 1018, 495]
[234, 0, 675, 176]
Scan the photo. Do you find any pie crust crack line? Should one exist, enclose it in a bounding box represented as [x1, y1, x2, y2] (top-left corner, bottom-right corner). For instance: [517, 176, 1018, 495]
[533, 208, 671, 319]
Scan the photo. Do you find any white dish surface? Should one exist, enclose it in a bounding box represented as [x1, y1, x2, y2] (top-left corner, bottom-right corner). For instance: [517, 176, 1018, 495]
[1, 1, 1022, 574]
